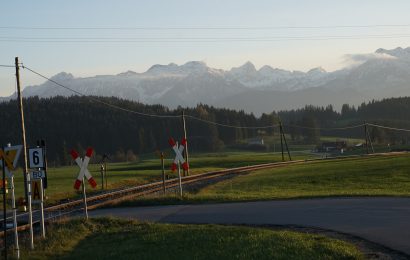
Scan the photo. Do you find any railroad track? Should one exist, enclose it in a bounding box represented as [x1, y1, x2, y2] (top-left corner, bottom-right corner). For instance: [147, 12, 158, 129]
[2, 150, 408, 235]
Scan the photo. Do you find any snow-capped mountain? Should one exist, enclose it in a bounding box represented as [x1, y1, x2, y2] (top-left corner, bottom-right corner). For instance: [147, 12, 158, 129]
[3, 47, 410, 114]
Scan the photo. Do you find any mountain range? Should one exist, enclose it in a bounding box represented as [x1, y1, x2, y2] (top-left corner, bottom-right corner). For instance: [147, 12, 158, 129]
[3, 47, 410, 115]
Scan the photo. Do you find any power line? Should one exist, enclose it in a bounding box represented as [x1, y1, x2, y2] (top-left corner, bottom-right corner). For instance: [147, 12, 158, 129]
[186, 115, 278, 129]
[284, 124, 365, 131]
[367, 123, 410, 133]
[2, 33, 410, 40]
[4, 34, 410, 43]
[2, 24, 410, 30]
[0, 64, 14, 68]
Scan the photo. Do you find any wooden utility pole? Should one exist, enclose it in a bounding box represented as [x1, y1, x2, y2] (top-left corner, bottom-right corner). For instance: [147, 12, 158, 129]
[181, 111, 190, 176]
[279, 126, 284, 162]
[15, 57, 34, 249]
[279, 122, 292, 161]
[280, 122, 292, 161]
[15, 58, 28, 199]
[365, 123, 374, 154]
[364, 122, 369, 154]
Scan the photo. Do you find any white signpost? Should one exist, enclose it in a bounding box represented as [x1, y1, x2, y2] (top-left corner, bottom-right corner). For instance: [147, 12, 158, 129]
[28, 146, 48, 240]
[70, 148, 97, 219]
[169, 138, 189, 197]
[30, 171, 45, 238]
[0, 144, 22, 259]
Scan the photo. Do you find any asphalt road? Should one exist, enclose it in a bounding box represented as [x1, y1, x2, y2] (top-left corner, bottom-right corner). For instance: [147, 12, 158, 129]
[90, 197, 410, 255]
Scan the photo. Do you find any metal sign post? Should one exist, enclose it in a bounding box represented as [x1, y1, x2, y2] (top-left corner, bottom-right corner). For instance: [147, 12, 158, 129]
[26, 173, 34, 249]
[181, 111, 190, 176]
[28, 145, 47, 243]
[177, 146, 182, 198]
[2, 144, 22, 259]
[81, 178, 88, 219]
[30, 171, 45, 238]
[39, 179, 45, 238]
[169, 138, 188, 198]
[10, 175, 19, 259]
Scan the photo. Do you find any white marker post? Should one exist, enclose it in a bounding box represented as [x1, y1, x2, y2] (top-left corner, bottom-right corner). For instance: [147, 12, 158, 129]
[3, 144, 22, 259]
[169, 138, 189, 198]
[30, 170, 46, 238]
[39, 178, 45, 238]
[29, 147, 46, 241]
[26, 173, 34, 249]
[176, 142, 183, 197]
[10, 175, 19, 258]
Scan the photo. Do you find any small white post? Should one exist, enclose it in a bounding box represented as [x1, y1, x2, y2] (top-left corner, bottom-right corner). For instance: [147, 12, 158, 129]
[10, 176, 19, 258]
[176, 142, 183, 198]
[27, 173, 34, 249]
[82, 177, 88, 220]
[39, 178, 45, 238]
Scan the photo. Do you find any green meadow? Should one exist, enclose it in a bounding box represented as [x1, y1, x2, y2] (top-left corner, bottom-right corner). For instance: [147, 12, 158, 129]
[19, 218, 363, 260]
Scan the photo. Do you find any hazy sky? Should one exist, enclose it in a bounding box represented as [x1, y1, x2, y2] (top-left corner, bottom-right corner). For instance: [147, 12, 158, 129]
[1, 0, 410, 96]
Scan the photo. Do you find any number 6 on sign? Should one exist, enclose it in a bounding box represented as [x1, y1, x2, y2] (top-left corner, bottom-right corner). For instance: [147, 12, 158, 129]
[28, 147, 44, 168]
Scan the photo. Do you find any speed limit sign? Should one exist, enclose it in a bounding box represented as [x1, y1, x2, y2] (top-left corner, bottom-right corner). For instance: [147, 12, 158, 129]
[29, 147, 45, 168]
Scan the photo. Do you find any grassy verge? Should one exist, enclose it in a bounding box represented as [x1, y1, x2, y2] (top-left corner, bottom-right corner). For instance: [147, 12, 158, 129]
[19, 218, 363, 260]
[117, 153, 410, 206]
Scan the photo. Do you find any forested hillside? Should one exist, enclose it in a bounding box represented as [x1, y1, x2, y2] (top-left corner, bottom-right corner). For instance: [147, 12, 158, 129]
[0, 96, 409, 164]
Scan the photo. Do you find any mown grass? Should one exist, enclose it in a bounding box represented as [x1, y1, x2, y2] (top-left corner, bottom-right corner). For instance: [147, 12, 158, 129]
[118, 153, 410, 206]
[18, 218, 363, 260]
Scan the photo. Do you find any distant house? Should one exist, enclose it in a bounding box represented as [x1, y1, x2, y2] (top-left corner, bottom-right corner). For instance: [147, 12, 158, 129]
[320, 141, 347, 152]
[248, 137, 264, 145]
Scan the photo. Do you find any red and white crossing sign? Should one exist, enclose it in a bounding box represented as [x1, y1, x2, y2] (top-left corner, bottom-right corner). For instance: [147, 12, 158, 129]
[169, 138, 189, 171]
[70, 148, 97, 190]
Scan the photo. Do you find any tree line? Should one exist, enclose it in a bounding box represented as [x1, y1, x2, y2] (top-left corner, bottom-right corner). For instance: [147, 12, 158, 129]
[0, 96, 409, 165]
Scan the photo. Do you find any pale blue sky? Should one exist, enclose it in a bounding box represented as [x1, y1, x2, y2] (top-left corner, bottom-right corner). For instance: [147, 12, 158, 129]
[1, 0, 410, 95]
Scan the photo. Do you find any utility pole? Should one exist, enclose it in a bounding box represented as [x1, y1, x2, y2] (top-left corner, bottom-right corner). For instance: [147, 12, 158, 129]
[365, 123, 374, 154]
[279, 121, 292, 161]
[181, 111, 190, 176]
[15, 58, 28, 199]
[279, 126, 284, 162]
[15, 57, 33, 249]
[364, 122, 369, 154]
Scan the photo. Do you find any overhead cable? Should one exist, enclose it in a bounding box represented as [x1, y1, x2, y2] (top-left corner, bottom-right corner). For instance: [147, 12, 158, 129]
[367, 123, 410, 133]
[2, 24, 410, 30]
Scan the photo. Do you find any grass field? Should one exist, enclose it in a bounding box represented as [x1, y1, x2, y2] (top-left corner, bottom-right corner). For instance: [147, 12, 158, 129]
[9, 151, 314, 203]
[119, 153, 410, 206]
[19, 218, 363, 260]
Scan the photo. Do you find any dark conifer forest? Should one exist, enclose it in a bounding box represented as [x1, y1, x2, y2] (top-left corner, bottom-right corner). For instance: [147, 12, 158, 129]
[0, 96, 409, 164]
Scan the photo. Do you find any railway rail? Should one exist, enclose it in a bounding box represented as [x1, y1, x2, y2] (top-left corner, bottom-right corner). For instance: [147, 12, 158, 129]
[1, 151, 408, 235]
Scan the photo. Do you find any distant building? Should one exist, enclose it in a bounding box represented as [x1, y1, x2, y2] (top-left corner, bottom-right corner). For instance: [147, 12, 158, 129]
[320, 141, 347, 152]
[248, 137, 264, 145]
